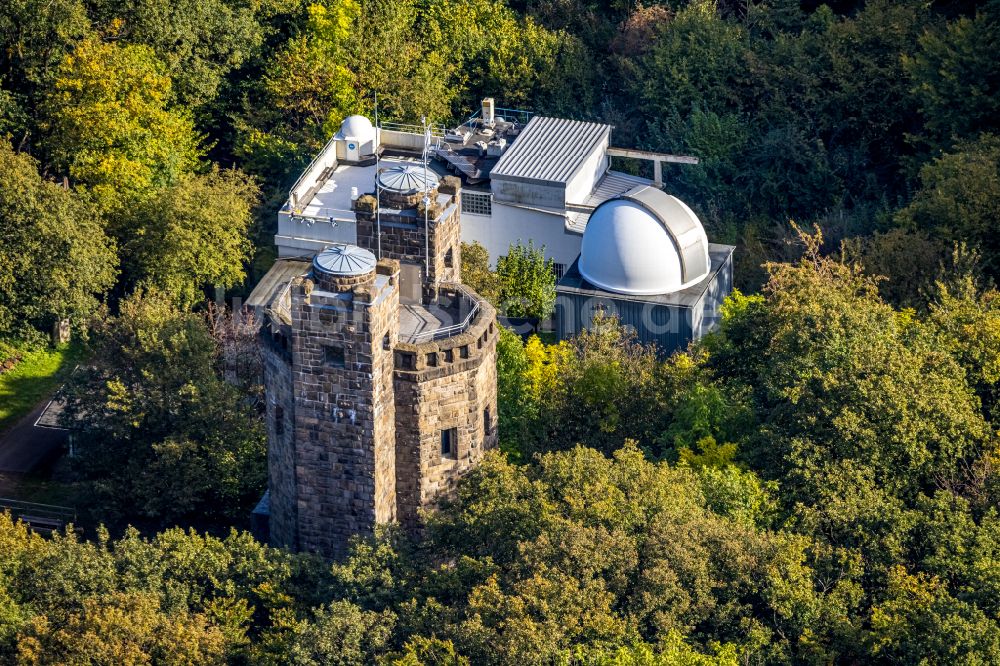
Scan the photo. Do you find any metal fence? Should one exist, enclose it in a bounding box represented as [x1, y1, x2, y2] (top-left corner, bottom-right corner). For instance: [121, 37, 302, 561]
[0, 498, 76, 534]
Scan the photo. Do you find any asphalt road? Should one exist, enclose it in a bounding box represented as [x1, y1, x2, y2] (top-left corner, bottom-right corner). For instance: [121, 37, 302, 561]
[0, 399, 67, 474]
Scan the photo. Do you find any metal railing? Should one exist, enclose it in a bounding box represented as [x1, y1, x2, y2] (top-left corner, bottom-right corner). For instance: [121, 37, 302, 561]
[0, 498, 76, 534]
[380, 121, 448, 139]
[287, 135, 339, 206]
[407, 288, 482, 343]
[459, 106, 534, 130]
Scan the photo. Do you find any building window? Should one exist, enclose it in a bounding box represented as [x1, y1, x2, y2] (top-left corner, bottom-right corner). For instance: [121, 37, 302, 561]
[551, 263, 566, 279]
[441, 427, 458, 459]
[444, 247, 454, 268]
[383, 333, 391, 351]
[324, 345, 346, 368]
[462, 191, 492, 216]
[483, 407, 491, 435]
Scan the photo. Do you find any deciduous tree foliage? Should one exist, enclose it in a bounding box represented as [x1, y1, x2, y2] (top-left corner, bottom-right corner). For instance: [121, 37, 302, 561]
[494, 241, 556, 322]
[3, 0, 1000, 662]
[0, 142, 116, 340]
[122, 168, 260, 306]
[41, 36, 202, 211]
[62, 290, 266, 524]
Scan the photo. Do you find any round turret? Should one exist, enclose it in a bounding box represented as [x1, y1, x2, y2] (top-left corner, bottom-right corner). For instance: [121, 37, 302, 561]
[377, 165, 439, 208]
[312, 244, 377, 291]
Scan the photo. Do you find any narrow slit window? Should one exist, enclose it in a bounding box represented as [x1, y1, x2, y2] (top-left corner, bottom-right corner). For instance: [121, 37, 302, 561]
[441, 427, 457, 459]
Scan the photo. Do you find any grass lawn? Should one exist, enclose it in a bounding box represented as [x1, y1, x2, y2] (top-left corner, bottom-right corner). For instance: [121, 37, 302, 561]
[0, 341, 85, 433]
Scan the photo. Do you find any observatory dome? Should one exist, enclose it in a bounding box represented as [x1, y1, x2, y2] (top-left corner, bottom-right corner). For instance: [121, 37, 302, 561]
[335, 115, 376, 144]
[313, 244, 376, 277]
[578, 186, 710, 296]
[377, 165, 439, 195]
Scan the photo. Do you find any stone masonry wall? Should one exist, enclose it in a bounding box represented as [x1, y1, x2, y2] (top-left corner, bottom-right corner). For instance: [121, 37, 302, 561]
[261, 326, 297, 550]
[355, 195, 462, 290]
[285, 270, 398, 557]
[392, 304, 499, 527]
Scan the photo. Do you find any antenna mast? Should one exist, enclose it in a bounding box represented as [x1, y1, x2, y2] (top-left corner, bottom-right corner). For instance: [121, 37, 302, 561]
[422, 116, 430, 282]
[375, 92, 381, 259]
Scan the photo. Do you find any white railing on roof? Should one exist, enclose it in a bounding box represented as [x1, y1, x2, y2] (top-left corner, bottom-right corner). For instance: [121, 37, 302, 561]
[288, 135, 340, 208]
[285, 206, 357, 223]
[459, 106, 533, 130]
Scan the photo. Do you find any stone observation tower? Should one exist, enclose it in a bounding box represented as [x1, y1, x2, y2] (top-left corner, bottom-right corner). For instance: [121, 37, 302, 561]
[254, 140, 498, 558]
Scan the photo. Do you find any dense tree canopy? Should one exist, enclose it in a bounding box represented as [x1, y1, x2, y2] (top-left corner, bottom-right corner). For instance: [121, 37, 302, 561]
[61, 291, 266, 525]
[0, 142, 116, 340]
[41, 36, 202, 211]
[2, 0, 1000, 662]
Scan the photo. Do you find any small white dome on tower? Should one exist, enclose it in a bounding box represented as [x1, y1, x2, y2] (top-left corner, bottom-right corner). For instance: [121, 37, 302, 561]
[335, 115, 376, 144]
[579, 186, 710, 296]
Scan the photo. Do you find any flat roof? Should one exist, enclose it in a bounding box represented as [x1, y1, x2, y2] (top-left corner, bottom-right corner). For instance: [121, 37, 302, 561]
[247, 258, 311, 314]
[490, 116, 612, 185]
[556, 244, 735, 308]
[288, 154, 447, 222]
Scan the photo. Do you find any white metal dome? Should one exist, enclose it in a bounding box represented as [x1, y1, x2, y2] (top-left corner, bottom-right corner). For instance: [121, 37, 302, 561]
[578, 186, 710, 296]
[377, 165, 439, 194]
[335, 115, 376, 144]
[313, 244, 376, 276]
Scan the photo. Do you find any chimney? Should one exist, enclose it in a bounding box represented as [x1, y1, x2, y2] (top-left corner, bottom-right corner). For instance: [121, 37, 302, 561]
[482, 98, 495, 125]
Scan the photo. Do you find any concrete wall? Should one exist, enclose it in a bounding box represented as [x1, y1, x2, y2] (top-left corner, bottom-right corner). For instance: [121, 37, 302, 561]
[491, 176, 566, 209]
[276, 212, 358, 257]
[381, 129, 427, 153]
[289, 138, 339, 209]
[461, 202, 583, 269]
[565, 141, 610, 205]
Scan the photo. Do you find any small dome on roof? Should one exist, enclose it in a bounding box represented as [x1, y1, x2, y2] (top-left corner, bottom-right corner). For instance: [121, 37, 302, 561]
[377, 165, 439, 195]
[313, 244, 376, 277]
[335, 115, 376, 143]
[579, 186, 710, 296]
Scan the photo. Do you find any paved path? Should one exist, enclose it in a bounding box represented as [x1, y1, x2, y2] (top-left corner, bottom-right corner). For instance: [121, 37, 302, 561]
[0, 398, 67, 474]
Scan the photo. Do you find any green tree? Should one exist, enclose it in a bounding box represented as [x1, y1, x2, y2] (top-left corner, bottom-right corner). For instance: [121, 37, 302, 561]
[285, 601, 394, 665]
[905, 3, 1000, 154]
[122, 168, 260, 306]
[895, 133, 1000, 277]
[62, 290, 266, 524]
[869, 565, 1000, 663]
[711, 227, 989, 502]
[459, 241, 498, 304]
[42, 36, 202, 210]
[17, 592, 228, 665]
[0, 141, 117, 340]
[90, 0, 265, 109]
[495, 241, 556, 321]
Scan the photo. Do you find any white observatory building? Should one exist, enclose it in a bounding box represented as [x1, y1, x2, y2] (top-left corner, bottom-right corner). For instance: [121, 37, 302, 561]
[274, 100, 703, 276]
[268, 99, 733, 352]
[555, 185, 734, 353]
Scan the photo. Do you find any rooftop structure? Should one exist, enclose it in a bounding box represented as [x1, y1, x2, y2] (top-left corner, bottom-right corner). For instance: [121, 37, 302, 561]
[490, 116, 612, 185]
[274, 99, 698, 277]
[556, 188, 734, 354]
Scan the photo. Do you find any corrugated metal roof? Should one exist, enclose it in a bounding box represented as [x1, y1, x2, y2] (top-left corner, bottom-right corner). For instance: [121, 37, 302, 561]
[490, 116, 612, 184]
